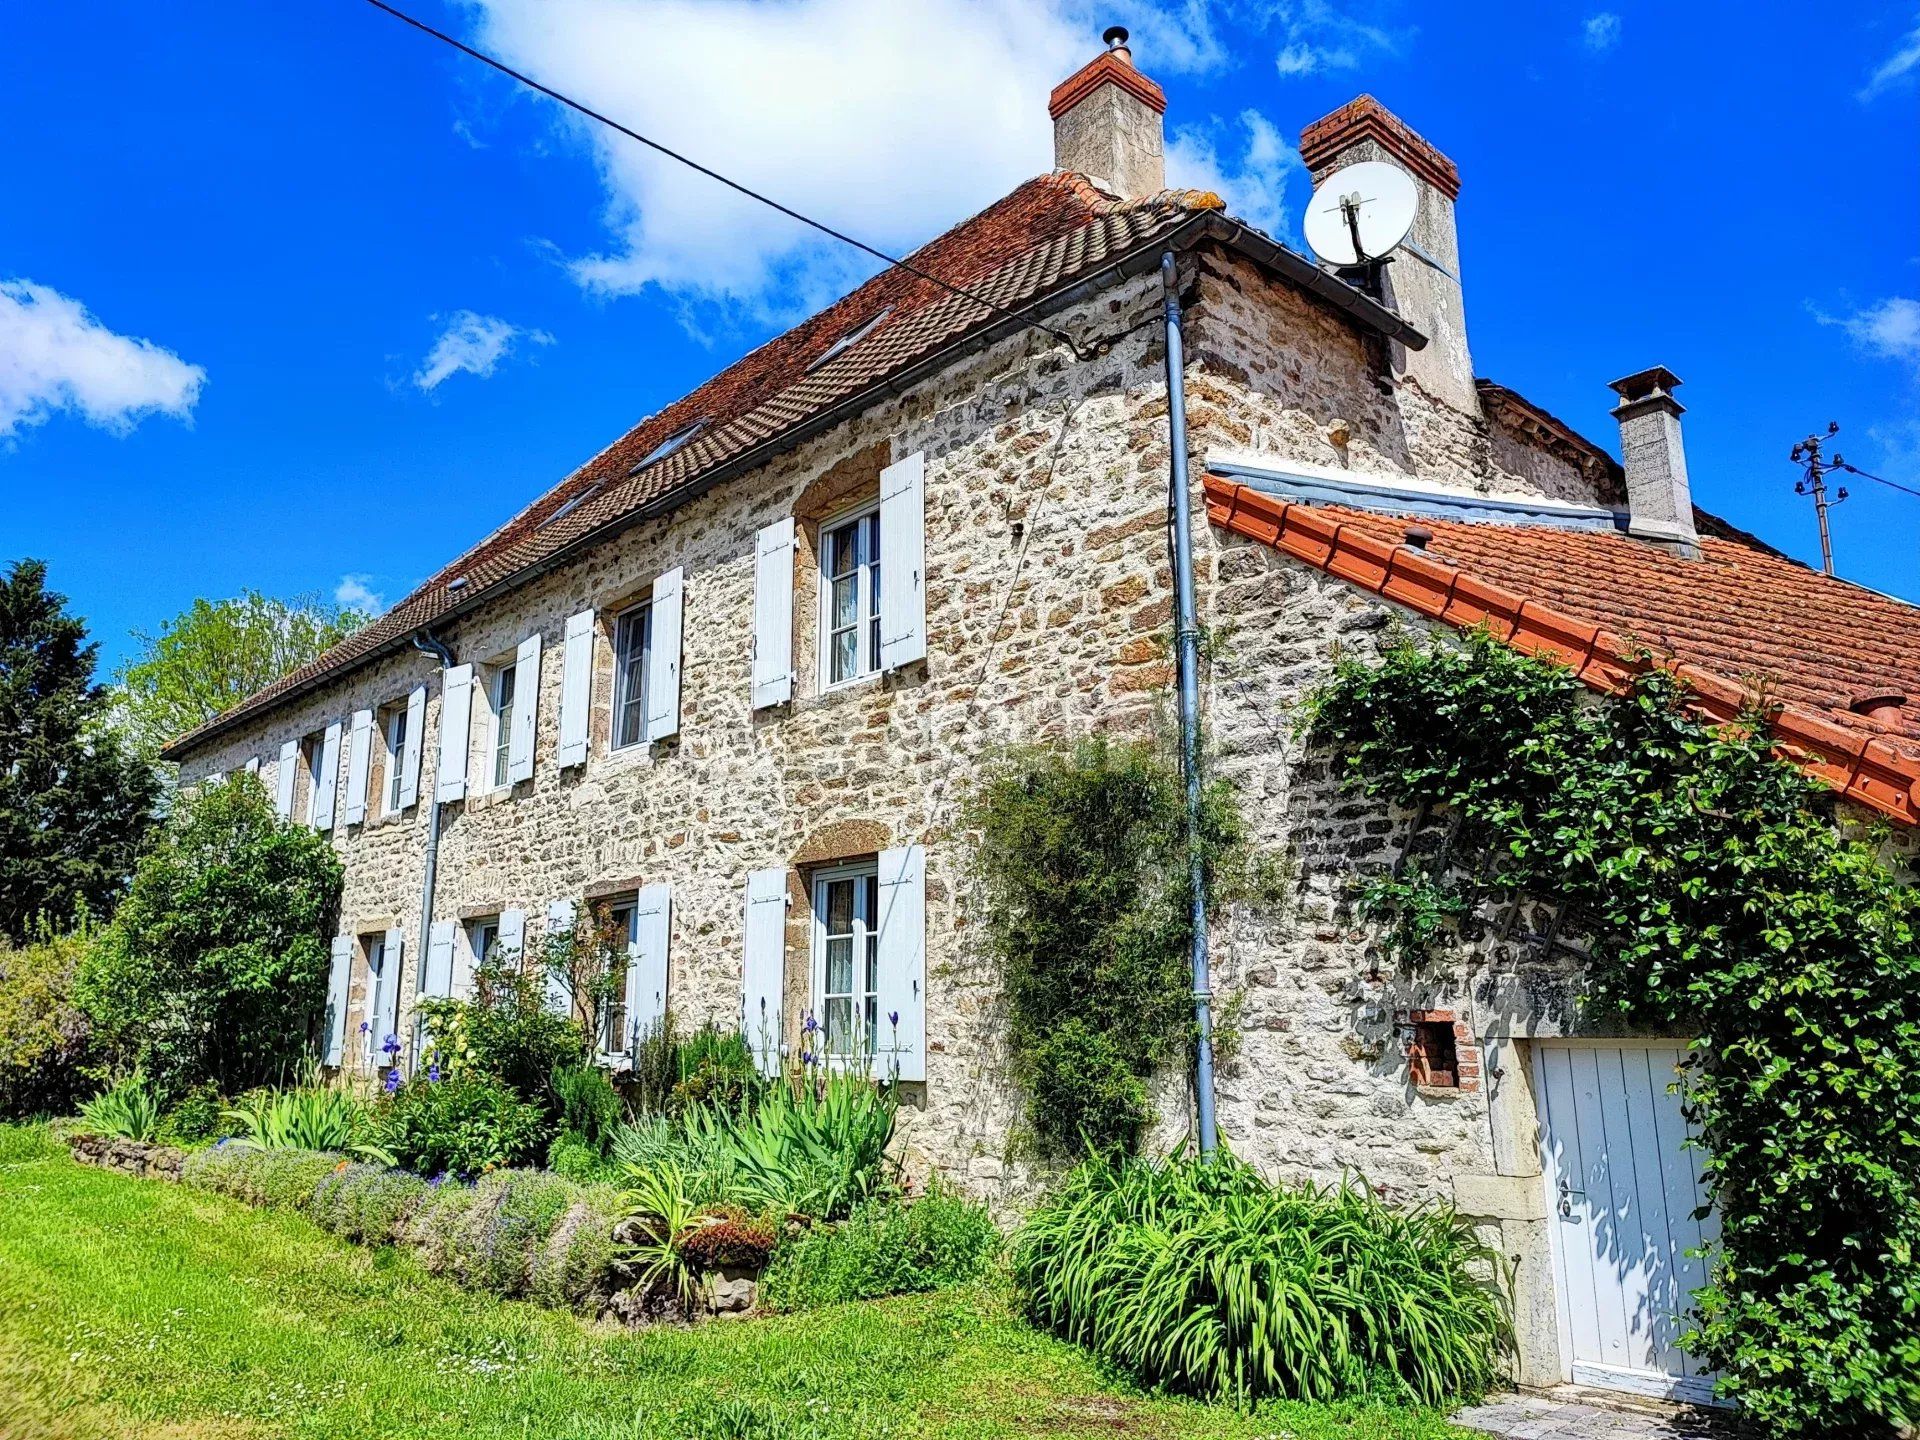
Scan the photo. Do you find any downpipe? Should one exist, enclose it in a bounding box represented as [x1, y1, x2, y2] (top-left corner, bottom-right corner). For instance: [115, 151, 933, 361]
[1159, 250, 1219, 1157]
[408, 629, 457, 1074]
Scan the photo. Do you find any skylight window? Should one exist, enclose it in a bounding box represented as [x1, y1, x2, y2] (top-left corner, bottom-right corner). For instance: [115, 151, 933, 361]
[632, 419, 706, 473]
[539, 482, 601, 529]
[807, 308, 892, 372]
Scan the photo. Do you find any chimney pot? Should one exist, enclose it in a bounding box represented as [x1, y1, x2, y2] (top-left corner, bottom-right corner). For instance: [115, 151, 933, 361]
[1050, 33, 1166, 199]
[1404, 525, 1433, 551]
[1608, 365, 1698, 555]
[1103, 25, 1132, 59]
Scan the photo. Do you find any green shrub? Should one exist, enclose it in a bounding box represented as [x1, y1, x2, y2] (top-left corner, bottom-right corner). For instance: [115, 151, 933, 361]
[679, 1209, 778, 1273]
[968, 735, 1250, 1158]
[620, 1012, 759, 1118]
[0, 927, 98, 1120]
[547, 1130, 617, 1185]
[75, 776, 343, 1099]
[78, 1071, 161, 1141]
[377, 1071, 548, 1178]
[406, 1168, 585, 1298]
[181, 1143, 342, 1212]
[762, 1186, 1001, 1311]
[309, 1162, 429, 1244]
[1016, 1152, 1512, 1406]
[551, 1063, 620, 1149]
[416, 953, 586, 1109]
[157, 1084, 234, 1146]
[226, 1082, 390, 1163]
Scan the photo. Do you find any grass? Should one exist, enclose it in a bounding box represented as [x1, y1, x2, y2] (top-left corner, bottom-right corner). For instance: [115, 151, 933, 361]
[0, 1126, 1474, 1440]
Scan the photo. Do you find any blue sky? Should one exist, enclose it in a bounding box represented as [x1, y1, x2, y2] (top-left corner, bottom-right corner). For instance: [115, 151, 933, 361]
[4, 1, 1917, 675]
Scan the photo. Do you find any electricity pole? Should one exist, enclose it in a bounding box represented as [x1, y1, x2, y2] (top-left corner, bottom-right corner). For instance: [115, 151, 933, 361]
[1791, 422, 1850, 577]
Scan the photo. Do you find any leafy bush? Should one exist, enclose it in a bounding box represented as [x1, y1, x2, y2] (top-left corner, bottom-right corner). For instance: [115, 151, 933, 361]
[547, 1130, 618, 1185]
[225, 1082, 390, 1163]
[0, 926, 98, 1120]
[75, 776, 343, 1099]
[550, 1062, 620, 1151]
[1311, 633, 1920, 1431]
[968, 736, 1250, 1158]
[78, 1071, 162, 1141]
[679, 1209, 778, 1273]
[377, 1071, 548, 1177]
[621, 1012, 759, 1118]
[762, 1186, 1001, 1311]
[157, 1084, 235, 1146]
[415, 952, 586, 1109]
[1017, 1152, 1511, 1406]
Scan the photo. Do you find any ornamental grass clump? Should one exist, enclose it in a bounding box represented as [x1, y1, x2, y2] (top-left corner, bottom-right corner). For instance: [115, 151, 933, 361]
[224, 1082, 391, 1164]
[77, 1070, 162, 1141]
[1016, 1152, 1511, 1406]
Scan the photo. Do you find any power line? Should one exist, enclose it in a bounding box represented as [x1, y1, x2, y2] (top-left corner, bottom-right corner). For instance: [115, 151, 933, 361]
[357, 0, 1092, 359]
[1838, 462, 1920, 502]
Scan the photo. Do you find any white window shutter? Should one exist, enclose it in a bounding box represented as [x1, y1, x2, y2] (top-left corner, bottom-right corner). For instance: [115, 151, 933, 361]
[544, 899, 577, 1015]
[311, 721, 342, 832]
[343, 709, 373, 825]
[645, 568, 684, 742]
[557, 609, 595, 768]
[275, 740, 298, 819]
[398, 684, 426, 808]
[628, 882, 672, 1050]
[497, 906, 527, 964]
[374, 927, 404, 1048]
[424, 919, 457, 1002]
[751, 518, 795, 709]
[879, 451, 927, 672]
[436, 664, 474, 802]
[508, 632, 542, 784]
[875, 844, 927, 1082]
[245, 755, 261, 775]
[742, 867, 788, 1076]
[323, 935, 353, 1066]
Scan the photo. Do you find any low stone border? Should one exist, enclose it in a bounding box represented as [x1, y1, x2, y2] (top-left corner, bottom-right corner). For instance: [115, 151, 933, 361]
[68, 1133, 187, 1183]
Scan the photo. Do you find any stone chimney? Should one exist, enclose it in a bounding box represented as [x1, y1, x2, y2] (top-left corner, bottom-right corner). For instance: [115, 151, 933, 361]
[1050, 27, 1167, 200]
[1608, 366, 1697, 553]
[1300, 97, 1475, 414]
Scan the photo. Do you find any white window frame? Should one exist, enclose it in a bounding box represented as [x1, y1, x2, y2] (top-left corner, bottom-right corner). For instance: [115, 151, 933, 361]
[602, 898, 638, 1063]
[810, 861, 880, 1069]
[362, 933, 388, 1063]
[302, 733, 328, 824]
[382, 705, 409, 816]
[462, 915, 499, 999]
[817, 500, 883, 692]
[610, 601, 653, 752]
[487, 662, 517, 792]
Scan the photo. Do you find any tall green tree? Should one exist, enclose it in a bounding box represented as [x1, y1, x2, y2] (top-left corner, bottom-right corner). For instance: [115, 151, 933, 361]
[0, 560, 157, 944]
[114, 590, 367, 758]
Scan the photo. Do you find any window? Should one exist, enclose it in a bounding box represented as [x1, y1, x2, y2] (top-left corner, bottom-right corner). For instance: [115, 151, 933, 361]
[363, 933, 389, 1062]
[632, 419, 705, 473]
[463, 916, 498, 999]
[603, 900, 637, 1059]
[489, 664, 517, 790]
[383, 705, 409, 815]
[812, 864, 879, 1066]
[820, 505, 881, 687]
[807, 307, 891, 372]
[539, 482, 601, 530]
[302, 733, 327, 823]
[1407, 1016, 1460, 1088]
[611, 603, 652, 751]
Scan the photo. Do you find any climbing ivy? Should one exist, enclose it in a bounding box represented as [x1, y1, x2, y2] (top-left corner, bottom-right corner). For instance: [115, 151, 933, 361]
[1308, 631, 1920, 1434]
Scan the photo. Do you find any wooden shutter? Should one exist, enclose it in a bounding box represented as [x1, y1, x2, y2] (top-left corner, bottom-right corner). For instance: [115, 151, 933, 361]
[311, 721, 342, 831]
[628, 883, 671, 1049]
[645, 567, 684, 742]
[751, 518, 795, 709]
[492, 907, 527, 1000]
[436, 664, 474, 802]
[878, 451, 927, 672]
[323, 935, 353, 1066]
[742, 867, 788, 1076]
[374, 928, 404, 1049]
[275, 740, 298, 818]
[424, 920, 456, 1000]
[343, 709, 373, 825]
[398, 684, 426, 808]
[507, 633, 541, 784]
[245, 755, 260, 775]
[557, 609, 595, 768]
[875, 844, 927, 1082]
[544, 899, 576, 1015]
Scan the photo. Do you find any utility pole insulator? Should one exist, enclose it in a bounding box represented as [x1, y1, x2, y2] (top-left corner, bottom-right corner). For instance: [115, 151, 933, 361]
[1790, 423, 1848, 577]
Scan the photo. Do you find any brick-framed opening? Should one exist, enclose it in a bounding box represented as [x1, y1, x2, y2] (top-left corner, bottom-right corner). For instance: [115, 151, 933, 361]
[1402, 1008, 1482, 1092]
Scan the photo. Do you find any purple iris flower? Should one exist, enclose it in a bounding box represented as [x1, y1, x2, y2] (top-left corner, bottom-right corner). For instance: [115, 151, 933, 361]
[380, 1033, 401, 1058]
[384, 1067, 401, 1094]
[427, 1063, 441, 1083]
[802, 1011, 818, 1036]
[801, 1050, 815, 1068]
[358, 1021, 369, 1034]
[889, 1011, 899, 1029]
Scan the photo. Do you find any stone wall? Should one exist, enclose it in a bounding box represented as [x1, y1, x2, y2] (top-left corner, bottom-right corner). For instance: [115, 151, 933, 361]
[69, 1133, 187, 1182]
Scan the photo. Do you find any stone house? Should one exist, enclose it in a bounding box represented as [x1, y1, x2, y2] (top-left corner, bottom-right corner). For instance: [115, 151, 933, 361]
[164, 34, 1920, 1403]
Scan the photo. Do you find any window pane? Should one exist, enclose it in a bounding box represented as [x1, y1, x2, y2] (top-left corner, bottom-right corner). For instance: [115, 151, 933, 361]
[828, 524, 857, 580]
[824, 996, 852, 1056]
[493, 668, 516, 786]
[613, 609, 650, 749]
[825, 878, 854, 933]
[826, 935, 853, 994]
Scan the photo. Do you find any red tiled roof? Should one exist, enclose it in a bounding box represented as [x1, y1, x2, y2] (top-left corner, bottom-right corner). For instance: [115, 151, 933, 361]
[1205, 477, 1920, 825]
[164, 174, 1227, 759]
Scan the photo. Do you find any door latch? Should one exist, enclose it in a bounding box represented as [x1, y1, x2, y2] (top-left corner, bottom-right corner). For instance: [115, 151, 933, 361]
[1557, 1178, 1586, 1218]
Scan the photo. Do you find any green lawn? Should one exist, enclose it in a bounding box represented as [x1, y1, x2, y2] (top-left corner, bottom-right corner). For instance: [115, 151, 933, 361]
[0, 1127, 1470, 1440]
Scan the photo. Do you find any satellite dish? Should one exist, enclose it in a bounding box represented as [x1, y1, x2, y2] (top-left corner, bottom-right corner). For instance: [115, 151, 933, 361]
[1303, 160, 1418, 267]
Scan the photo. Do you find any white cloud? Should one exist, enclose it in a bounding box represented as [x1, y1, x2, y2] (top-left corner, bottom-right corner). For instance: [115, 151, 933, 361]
[1860, 13, 1920, 100]
[1266, 0, 1411, 78]
[1818, 296, 1920, 375]
[1168, 110, 1302, 239]
[334, 574, 387, 615]
[412, 311, 554, 391]
[1582, 12, 1622, 53]
[0, 279, 204, 440]
[461, 0, 1227, 322]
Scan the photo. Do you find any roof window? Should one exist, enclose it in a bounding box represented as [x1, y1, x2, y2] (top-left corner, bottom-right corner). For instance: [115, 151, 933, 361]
[632, 419, 706, 474]
[539, 482, 602, 530]
[806, 308, 892, 373]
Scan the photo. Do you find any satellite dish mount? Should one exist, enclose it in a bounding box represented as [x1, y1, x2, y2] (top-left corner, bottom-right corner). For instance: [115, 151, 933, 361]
[1302, 160, 1420, 303]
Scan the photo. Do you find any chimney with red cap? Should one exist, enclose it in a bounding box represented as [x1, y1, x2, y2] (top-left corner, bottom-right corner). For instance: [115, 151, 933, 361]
[1050, 27, 1167, 200]
[1301, 96, 1476, 414]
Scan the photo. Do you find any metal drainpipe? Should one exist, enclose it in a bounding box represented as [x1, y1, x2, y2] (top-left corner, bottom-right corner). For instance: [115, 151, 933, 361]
[1159, 250, 1218, 1158]
[409, 630, 457, 1073]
